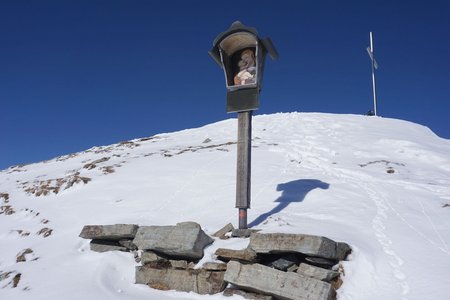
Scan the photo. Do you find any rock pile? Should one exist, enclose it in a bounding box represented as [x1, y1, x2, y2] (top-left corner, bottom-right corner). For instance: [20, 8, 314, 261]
[79, 222, 351, 300]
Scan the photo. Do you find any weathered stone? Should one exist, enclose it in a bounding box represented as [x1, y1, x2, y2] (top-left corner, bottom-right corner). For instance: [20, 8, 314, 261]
[136, 265, 226, 294]
[305, 257, 337, 269]
[287, 264, 299, 272]
[223, 288, 274, 299]
[203, 262, 227, 271]
[336, 242, 352, 260]
[170, 260, 188, 269]
[249, 233, 349, 261]
[79, 224, 138, 240]
[224, 261, 335, 300]
[269, 254, 299, 271]
[215, 248, 258, 263]
[297, 263, 340, 282]
[213, 223, 234, 238]
[119, 239, 137, 250]
[231, 229, 252, 238]
[133, 222, 213, 260]
[141, 251, 167, 264]
[90, 240, 128, 252]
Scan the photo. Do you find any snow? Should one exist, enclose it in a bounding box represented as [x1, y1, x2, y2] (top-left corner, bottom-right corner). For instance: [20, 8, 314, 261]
[1, 112, 450, 299]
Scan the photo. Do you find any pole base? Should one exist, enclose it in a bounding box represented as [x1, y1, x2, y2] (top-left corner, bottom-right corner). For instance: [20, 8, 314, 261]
[231, 229, 252, 238]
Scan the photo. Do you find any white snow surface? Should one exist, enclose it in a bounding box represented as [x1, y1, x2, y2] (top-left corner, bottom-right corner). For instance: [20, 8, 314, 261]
[1, 112, 450, 300]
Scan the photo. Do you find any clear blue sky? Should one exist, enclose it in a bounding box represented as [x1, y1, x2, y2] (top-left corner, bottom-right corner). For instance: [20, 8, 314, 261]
[1, 0, 450, 170]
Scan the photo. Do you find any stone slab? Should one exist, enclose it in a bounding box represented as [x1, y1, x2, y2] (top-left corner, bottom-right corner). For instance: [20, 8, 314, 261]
[249, 233, 350, 261]
[79, 224, 138, 240]
[231, 229, 252, 238]
[223, 288, 274, 299]
[212, 223, 234, 238]
[136, 265, 226, 294]
[203, 262, 227, 271]
[170, 260, 188, 269]
[269, 254, 299, 271]
[90, 240, 128, 252]
[297, 263, 340, 282]
[215, 248, 258, 263]
[336, 242, 352, 260]
[133, 222, 213, 260]
[141, 251, 167, 264]
[224, 261, 335, 300]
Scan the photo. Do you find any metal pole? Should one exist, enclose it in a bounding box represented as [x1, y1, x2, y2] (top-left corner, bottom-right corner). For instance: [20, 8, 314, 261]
[236, 111, 252, 229]
[370, 32, 378, 116]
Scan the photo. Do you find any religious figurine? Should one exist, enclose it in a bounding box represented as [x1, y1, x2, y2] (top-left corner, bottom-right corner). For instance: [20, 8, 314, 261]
[234, 49, 256, 86]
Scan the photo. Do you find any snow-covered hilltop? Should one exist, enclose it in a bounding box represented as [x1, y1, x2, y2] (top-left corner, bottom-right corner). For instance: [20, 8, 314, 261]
[1, 112, 450, 300]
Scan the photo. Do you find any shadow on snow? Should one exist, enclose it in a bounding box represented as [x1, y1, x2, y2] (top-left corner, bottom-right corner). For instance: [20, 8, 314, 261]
[248, 179, 330, 228]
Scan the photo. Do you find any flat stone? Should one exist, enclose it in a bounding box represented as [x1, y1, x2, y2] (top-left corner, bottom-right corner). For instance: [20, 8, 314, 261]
[212, 223, 234, 238]
[269, 254, 299, 271]
[249, 233, 350, 261]
[287, 264, 299, 272]
[224, 261, 335, 300]
[170, 260, 188, 269]
[140, 251, 167, 264]
[223, 288, 274, 299]
[133, 222, 213, 260]
[297, 263, 340, 282]
[79, 224, 138, 240]
[203, 262, 227, 271]
[90, 240, 128, 252]
[305, 257, 337, 269]
[136, 265, 226, 294]
[231, 229, 252, 238]
[215, 248, 258, 263]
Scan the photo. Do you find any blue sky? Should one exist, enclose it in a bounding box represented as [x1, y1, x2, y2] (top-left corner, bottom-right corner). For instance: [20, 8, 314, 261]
[1, 0, 449, 170]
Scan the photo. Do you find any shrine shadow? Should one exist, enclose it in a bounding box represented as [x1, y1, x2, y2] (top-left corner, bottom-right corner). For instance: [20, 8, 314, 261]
[248, 179, 330, 228]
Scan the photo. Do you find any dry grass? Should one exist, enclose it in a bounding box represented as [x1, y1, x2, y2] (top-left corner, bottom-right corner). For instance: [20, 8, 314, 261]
[36, 227, 53, 238]
[0, 205, 15, 215]
[22, 173, 91, 197]
[0, 193, 9, 203]
[16, 249, 33, 263]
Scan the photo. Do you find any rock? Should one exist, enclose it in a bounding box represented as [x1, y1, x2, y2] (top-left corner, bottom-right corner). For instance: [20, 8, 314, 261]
[336, 242, 352, 260]
[287, 264, 299, 272]
[304, 257, 337, 269]
[223, 288, 274, 299]
[268, 254, 299, 271]
[90, 240, 128, 252]
[170, 260, 188, 269]
[141, 251, 167, 264]
[132, 222, 213, 260]
[212, 223, 234, 238]
[203, 262, 227, 271]
[136, 265, 226, 294]
[249, 233, 349, 261]
[224, 261, 335, 300]
[231, 229, 252, 238]
[297, 263, 340, 282]
[118, 239, 137, 250]
[215, 248, 258, 263]
[79, 224, 138, 240]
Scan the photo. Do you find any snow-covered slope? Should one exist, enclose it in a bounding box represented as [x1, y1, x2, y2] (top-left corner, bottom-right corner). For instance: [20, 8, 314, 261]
[1, 112, 450, 300]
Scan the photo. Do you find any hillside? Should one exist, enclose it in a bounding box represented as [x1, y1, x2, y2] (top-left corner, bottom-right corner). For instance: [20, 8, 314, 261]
[1, 112, 450, 300]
